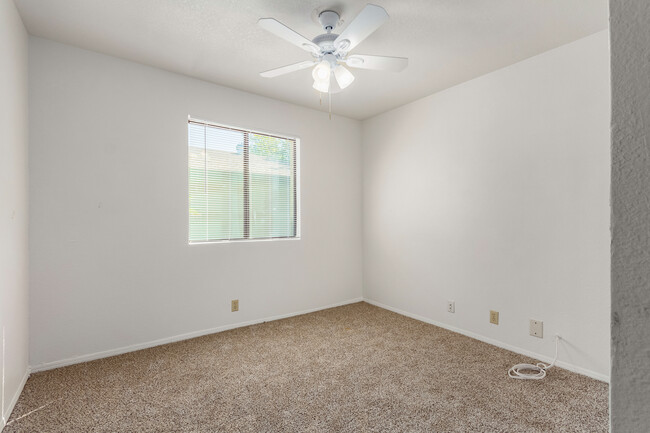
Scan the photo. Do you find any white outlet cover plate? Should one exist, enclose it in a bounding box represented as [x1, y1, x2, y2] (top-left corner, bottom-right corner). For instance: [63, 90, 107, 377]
[447, 301, 455, 313]
[530, 319, 543, 338]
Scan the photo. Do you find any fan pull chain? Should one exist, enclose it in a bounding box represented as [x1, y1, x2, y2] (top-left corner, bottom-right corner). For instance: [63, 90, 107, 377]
[328, 90, 332, 120]
[319, 92, 322, 106]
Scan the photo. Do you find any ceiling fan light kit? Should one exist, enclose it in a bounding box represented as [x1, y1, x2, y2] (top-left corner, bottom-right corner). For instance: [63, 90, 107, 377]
[258, 3, 408, 115]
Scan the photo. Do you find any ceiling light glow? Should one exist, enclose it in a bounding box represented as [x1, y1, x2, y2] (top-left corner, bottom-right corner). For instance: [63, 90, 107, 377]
[312, 60, 331, 82]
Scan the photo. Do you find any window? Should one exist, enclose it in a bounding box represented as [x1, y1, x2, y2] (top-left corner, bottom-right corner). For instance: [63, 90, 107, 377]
[188, 118, 298, 243]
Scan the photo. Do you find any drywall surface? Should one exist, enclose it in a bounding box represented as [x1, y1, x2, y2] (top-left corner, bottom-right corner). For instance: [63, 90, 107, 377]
[362, 31, 611, 379]
[29, 38, 362, 367]
[610, 0, 650, 430]
[0, 0, 30, 427]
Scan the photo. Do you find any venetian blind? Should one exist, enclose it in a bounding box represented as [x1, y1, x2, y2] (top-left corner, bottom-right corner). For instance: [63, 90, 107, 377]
[188, 119, 297, 243]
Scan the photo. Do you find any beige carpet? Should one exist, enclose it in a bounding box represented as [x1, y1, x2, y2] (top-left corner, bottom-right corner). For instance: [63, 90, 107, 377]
[5, 302, 608, 432]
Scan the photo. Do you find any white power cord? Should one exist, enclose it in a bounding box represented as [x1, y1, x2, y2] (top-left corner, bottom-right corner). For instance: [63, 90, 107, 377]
[508, 334, 561, 380]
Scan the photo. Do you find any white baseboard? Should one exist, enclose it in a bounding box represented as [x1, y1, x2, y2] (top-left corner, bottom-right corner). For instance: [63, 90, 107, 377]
[363, 298, 610, 383]
[31, 297, 364, 373]
[29, 296, 607, 382]
[1, 367, 30, 431]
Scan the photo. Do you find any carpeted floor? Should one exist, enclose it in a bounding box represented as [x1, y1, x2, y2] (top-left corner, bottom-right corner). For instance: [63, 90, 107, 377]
[5, 302, 608, 432]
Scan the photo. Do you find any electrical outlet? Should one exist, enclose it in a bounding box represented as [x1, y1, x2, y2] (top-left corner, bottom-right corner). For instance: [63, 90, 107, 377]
[489, 310, 499, 325]
[447, 301, 455, 313]
[530, 319, 543, 338]
[231, 299, 239, 312]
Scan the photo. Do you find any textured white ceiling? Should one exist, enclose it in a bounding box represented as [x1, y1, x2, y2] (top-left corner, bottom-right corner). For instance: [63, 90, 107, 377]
[14, 0, 608, 119]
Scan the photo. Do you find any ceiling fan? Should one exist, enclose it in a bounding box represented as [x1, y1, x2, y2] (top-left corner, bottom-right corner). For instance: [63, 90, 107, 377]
[258, 4, 408, 94]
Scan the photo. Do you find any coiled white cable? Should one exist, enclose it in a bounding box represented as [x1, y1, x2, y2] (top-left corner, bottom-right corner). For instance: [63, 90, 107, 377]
[508, 335, 561, 380]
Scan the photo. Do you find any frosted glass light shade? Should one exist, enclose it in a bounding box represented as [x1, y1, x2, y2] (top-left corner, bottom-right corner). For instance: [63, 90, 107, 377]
[312, 60, 331, 82]
[313, 79, 330, 93]
[334, 65, 355, 89]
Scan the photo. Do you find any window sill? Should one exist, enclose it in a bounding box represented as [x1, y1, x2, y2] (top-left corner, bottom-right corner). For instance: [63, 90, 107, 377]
[188, 236, 301, 245]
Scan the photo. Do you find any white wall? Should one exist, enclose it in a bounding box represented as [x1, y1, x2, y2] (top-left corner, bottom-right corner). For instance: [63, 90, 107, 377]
[610, 0, 650, 429]
[28, 38, 362, 368]
[0, 0, 30, 427]
[362, 30, 610, 380]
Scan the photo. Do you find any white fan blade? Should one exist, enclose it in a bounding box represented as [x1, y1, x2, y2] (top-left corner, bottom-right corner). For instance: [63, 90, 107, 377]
[334, 4, 389, 53]
[260, 60, 317, 78]
[258, 18, 320, 53]
[345, 54, 408, 72]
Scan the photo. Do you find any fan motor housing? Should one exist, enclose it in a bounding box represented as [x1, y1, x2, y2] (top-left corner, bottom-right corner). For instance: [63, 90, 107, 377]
[312, 33, 338, 53]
